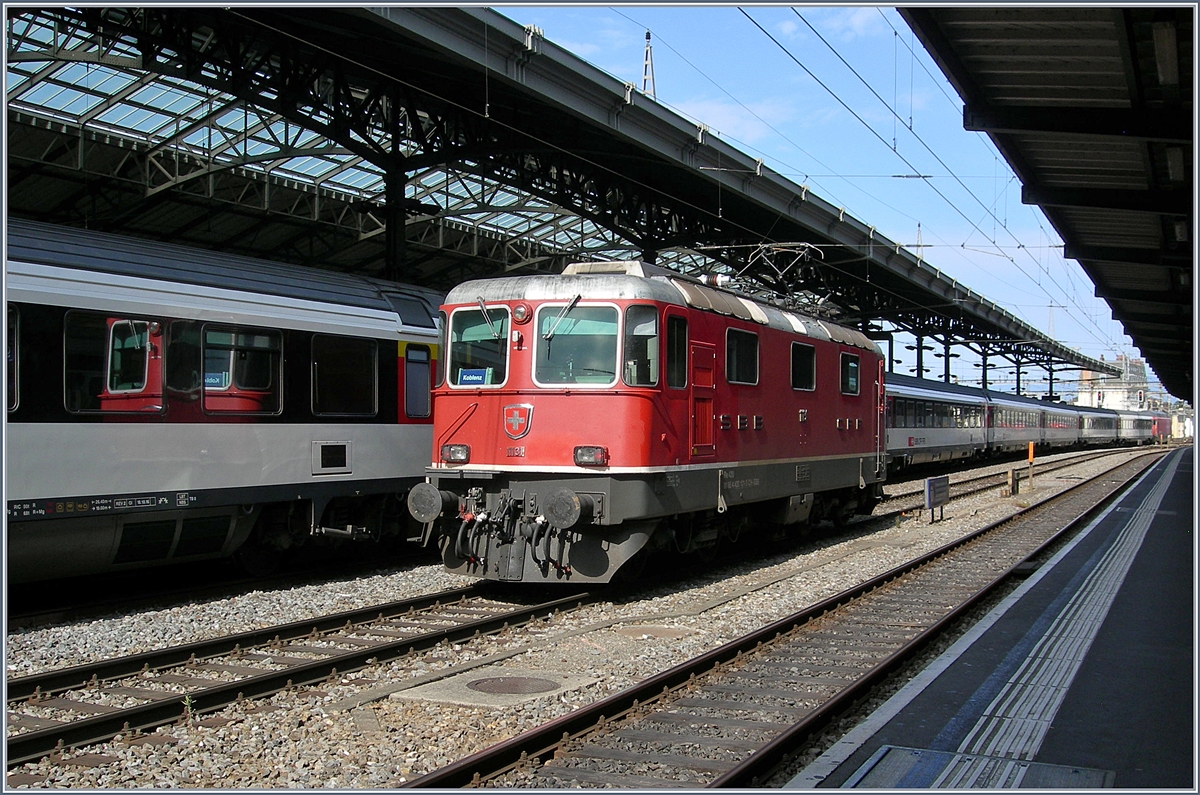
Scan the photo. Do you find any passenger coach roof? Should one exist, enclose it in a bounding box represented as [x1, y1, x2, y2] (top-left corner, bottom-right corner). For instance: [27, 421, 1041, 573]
[885, 372, 988, 401]
[982, 387, 1082, 412]
[6, 219, 441, 324]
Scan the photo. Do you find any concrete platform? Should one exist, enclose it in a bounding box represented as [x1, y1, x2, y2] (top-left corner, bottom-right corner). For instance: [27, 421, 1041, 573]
[789, 446, 1194, 789]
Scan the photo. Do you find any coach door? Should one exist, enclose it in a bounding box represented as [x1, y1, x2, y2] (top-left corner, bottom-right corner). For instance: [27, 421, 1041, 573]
[874, 357, 886, 476]
[689, 341, 716, 457]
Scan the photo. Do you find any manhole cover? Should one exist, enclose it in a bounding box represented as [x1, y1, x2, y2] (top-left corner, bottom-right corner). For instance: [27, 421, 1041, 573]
[466, 676, 560, 695]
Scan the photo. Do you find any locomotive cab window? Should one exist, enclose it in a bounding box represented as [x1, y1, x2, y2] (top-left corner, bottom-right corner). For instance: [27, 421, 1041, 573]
[534, 303, 617, 386]
[312, 334, 377, 416]
[726, 328, 758, 385]
[434, 311, 447, 388]
[108, 320, 150, 392]
[448, 306, 509, 387]
[840, 352, 860, 395]
[790, 342, 815, 391]
[202, 326, 282, 414]
[666, 314, 688, 389]
[622, 305, 659, 387]
[7, 306, 17, 411]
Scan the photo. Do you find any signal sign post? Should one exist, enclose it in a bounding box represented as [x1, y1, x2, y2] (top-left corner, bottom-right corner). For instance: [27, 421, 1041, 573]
[924, 475, 950, 523]
[1028, 442, 1035, 489]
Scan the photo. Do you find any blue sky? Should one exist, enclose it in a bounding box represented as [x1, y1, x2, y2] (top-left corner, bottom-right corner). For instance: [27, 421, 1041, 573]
[499, 5, 1149, 395]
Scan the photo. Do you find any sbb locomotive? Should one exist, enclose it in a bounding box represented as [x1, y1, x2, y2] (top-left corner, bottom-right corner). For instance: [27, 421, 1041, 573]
[408, 260, 886, 584]
[6, 220, 441, 583]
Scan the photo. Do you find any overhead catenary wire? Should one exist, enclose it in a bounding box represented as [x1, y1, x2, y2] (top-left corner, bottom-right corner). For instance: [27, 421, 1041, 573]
[865, 11, 1120, 351]
[222, 8, 1102, 363]
[763, 8, 1122, 353]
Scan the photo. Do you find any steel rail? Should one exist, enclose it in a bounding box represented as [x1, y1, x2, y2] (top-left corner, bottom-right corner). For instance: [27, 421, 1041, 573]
[882, 447, 1127, 505]
[402, 450, 1163, 788]
[7, 585, 482, 700]
[6, 589, 593, 768]
[707, 451, 1167, 787]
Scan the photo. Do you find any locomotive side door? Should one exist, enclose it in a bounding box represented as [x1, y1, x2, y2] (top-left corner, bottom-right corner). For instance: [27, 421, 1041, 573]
[689, 341, 716, 457]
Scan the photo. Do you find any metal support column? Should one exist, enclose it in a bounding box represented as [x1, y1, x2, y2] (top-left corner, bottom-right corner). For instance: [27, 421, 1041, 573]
[385, 165, 407, 282]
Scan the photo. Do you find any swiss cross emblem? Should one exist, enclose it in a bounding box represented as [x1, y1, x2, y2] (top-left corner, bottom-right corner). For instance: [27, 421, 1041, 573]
[503, 404, 534, 439]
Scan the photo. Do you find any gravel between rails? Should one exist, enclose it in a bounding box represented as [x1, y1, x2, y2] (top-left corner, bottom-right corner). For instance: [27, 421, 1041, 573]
[4, 448, 1152, 789]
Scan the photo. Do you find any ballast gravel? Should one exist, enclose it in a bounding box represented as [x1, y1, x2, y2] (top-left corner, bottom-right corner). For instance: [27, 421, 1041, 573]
[4, 449, 1153, 789]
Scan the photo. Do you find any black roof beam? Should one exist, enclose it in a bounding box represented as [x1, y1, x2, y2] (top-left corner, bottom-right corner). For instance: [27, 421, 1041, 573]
[965, 103, 1191, 143]
[1022, 184, 1190, 216]
[1064, 243, 1192, 266]
[1097, 287, 1191, 304]
[1111, 308, 1191, 325]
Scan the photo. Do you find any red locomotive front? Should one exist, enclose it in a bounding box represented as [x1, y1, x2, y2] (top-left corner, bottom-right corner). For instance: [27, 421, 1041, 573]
[409, 261, 886, 583]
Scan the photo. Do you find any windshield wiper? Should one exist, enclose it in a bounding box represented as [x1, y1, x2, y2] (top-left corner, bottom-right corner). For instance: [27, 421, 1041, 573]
[477, 297, 501, 339]
[542, 294, 581, 340]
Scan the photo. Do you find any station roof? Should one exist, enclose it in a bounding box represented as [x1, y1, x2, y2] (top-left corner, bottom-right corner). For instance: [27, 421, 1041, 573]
[901, 7, 1193, 401]
[5, 6, 1121, 380]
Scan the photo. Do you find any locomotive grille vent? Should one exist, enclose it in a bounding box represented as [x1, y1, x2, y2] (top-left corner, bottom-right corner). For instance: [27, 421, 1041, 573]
[796, 464, 811, 484]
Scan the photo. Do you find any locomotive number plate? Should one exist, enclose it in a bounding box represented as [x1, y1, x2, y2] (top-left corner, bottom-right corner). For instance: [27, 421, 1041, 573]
[506, 446, 526, 457]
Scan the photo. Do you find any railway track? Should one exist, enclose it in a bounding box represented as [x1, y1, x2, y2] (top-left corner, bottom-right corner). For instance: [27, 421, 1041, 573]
[5, 586, 594, 768]
[403, 450, 1164, 788]
[879, 447, 1132, 516]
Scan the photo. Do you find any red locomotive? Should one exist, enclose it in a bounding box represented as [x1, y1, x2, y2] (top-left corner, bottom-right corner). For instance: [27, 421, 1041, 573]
[408, 261, 886, 583]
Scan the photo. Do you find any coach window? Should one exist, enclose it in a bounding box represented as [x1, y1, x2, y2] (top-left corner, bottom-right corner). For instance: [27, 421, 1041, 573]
[7, 307, 17, 411]
[202, 326, 282, 414]
[384, 291, 437, 329]
[666, 315, 688, 389]
[791, 342, 816, 391]
[726, 329, 758, 385]
[312, 334, 377, 416]
[840, 352, 860, 395]
[404, 344, 431, 417]
[448, 306, 509, 386]
[622, 305, 659, 387]
[65, 312, 132, 412]
[535, 304, 617, 386]
[165, 321, 202, 394]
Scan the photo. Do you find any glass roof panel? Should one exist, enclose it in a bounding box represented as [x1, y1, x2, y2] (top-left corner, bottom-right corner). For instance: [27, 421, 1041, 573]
[5, 8, 733, 279]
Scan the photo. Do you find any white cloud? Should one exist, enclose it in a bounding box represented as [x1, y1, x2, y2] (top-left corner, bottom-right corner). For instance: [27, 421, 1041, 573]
[776, 19, 800, 39]
[672, 95, 798, 146]
[817, 8, 889, 42]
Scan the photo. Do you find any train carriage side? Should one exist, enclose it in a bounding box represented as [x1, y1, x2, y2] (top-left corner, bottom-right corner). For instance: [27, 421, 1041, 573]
[1041, 401, 1081, 448]
[6, 220, 440, 583]
[1116, 409, 1154, 445]
[981, 390, 1045, 454]
[883, 373, 986, 470]
[409, 260, 886, 584]
[1076, 405, 1119, 446]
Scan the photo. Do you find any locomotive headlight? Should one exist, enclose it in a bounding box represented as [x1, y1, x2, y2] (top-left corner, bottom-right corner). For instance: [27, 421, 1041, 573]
[441, 444, 470, 463]
[574, 445, 609, 466]
[512, 303, 532, 324]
